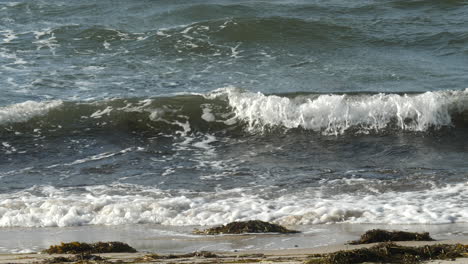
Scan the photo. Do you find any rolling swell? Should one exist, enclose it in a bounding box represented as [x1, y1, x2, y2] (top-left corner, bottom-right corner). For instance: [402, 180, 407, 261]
[390, 0, 468, 9]
[38, 17, 356, 56]
[68, 18, 467, 57]
[0, 95, 234, 137]
[1, 88, 467, 137]
[3, 0, 468, 59]
[5, 15, 467, 62]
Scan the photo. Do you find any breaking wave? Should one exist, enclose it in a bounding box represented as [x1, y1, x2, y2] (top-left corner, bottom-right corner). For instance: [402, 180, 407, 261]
[217, 87, 468, 135]
[1, 87, 468, 137]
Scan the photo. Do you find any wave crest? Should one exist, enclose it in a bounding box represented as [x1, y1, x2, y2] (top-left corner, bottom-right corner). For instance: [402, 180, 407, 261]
[216, 87, 468, 135]
[0, 100, 63, 125]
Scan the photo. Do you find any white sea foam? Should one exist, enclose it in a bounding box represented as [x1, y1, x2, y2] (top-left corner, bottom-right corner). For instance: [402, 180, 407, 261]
[208, 87, 468, 135]
[1, 30, 17, 43]
[46, 148, 134, 168]
[33, 32, 59, 54]
[103, 41, 111, 50]
[201, 105, 216, 122]
[192, 134, 217, 151]
[0, 181, 466, 228]
[90, 106, 113, 118]
[1, 141, 16, 154]
[0, 100, 63, 125]
[0, 48, 28, 65]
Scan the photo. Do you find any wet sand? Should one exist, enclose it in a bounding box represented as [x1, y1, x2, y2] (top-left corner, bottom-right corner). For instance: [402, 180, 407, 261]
[1, 239, 467, 264]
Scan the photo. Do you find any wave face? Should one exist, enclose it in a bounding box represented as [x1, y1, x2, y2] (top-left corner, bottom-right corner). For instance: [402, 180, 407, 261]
[1, 88, 467, 137]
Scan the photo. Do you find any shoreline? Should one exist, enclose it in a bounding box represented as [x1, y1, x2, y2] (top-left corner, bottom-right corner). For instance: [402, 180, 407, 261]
[1, 239, 467, 264]
[2, 223, 467, 254]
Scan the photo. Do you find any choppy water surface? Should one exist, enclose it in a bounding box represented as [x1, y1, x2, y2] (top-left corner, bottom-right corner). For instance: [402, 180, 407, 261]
[1, 0, 468, 251]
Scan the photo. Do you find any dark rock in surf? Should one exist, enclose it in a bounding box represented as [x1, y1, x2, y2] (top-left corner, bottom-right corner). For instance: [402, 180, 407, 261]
[349, 229, 435, 245]
[193, 220, 299, 235]
[44, 241, 137, 254]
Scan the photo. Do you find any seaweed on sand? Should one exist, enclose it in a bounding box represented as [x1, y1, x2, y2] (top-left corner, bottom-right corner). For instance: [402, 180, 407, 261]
[136, 251, 218, 262]
[349, 229, 434, 244]
[45, 256, 74, 263]
[193, 220, 299, 235]
[305, 242, 468, 264]
[44, 254, 104, 263]
[44, 241, 137, 254]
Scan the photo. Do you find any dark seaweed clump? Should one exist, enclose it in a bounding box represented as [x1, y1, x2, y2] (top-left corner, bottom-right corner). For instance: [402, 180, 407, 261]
[138, 251, 218, 261]
[193, 220, 299, 235]
[45, 254, 104, 263]
[349, 229, 435, 244]
[44, 241, 137, 254]
[305, 242, 468, 264]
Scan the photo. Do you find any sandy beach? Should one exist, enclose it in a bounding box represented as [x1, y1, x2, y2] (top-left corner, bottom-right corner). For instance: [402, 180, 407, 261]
[1, 223, 467, 263]
[1, 239, 467, 264]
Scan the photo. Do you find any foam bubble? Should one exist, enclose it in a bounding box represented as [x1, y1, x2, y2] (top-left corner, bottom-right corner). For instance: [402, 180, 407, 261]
[33, 33, 59, 54]
[1, 30, 17, 43]
[90, 106, 113, 118]
[201, 105, 215, 122]
[103, 41, 111, 50]
[1, 141, 16, 154]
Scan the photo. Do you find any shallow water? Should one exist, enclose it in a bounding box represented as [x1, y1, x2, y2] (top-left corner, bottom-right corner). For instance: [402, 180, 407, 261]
[1, 0, 468, 253]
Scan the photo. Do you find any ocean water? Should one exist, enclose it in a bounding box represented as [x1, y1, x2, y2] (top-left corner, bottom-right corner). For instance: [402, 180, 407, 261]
[1, 0, 468, 253]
